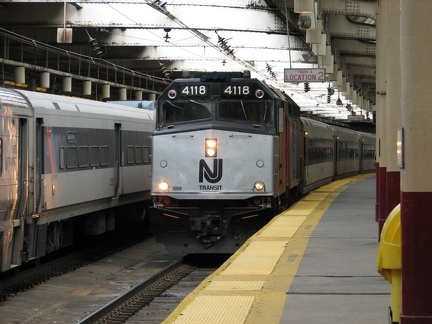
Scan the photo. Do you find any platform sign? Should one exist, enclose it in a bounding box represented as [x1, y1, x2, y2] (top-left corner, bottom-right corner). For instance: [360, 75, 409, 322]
[284, 68, 326, 83]
[348, 115, 364, 121]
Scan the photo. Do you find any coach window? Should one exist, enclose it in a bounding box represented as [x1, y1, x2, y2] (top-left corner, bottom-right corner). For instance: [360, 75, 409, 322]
[365, 148, 375, 159]
[143, 146, 151, 164]
[59, 147, 65, 169]
[78, 146, 89, 168]
[66, 147, 77, 169]
[135, 146, 143, 164]
[100, 145, 109, 166]
[127, 146, 135, 164]
[67, 131, 76, 143]
[90, 146, 99, 167]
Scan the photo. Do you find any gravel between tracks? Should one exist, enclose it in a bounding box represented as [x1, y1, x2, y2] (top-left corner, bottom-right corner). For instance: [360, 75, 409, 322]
[0, 238, 177, 324]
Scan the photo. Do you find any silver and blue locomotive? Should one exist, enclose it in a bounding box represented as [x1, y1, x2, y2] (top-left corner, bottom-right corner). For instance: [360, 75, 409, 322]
[150, 72, 376, 254]
[150, 72, 304, 253]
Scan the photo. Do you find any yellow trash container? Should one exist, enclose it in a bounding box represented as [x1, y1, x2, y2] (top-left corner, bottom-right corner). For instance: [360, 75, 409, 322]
[377, 204, 401, 323]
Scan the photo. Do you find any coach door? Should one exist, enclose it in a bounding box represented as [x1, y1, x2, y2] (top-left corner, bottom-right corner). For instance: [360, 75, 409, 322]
[359, 139, 364, 173]
[113, 123, 121, 198]
[333, 133, 339, 180]
[11, 117, 29, 267]
[35, 119, 43, 215]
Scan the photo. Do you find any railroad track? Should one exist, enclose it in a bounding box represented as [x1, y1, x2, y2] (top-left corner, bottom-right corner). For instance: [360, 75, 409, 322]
[0, 239, 227, 323]
[79, 259, 195, 324]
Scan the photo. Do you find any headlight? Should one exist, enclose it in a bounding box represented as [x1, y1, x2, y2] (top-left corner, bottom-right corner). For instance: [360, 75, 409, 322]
[158, 181, 169, 192]
[254, 181, 265, 191]
[205, 138, 217, 157]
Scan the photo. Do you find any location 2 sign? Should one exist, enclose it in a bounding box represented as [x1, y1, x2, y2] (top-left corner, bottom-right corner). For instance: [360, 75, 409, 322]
[284, 68, 326, 82]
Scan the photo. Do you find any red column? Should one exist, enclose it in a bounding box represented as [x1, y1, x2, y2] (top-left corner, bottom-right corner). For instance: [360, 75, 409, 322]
[400, 1, 432, 322]
[386, 171, 400, 217]
[375, 162, 380, 222]
[401, 193, 432, 323]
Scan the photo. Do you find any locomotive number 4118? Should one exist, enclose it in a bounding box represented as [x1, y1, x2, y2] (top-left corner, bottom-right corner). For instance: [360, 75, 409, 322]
[181, 85, 207, 96]
[223, 85, 250, 96]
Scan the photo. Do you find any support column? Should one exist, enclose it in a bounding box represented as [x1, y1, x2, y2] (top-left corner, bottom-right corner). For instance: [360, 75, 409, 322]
[385, 0, 401, 217]
[375, 0, 388, 237]
[400, 1, 432, 322]
[134, 90, 143, 101]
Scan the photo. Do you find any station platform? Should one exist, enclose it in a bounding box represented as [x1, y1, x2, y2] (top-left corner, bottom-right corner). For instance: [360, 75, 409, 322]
[163, 174, 390, 324]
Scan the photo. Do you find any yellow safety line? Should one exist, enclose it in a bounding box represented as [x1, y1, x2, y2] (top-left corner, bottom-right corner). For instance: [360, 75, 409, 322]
[163, 174, 374, 324]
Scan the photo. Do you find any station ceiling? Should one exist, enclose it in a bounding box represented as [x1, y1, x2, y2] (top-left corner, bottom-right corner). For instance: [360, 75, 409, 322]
[0, 0, 377, 123]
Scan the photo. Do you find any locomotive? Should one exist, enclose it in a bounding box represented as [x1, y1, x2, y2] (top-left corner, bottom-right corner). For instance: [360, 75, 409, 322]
[0, 87, 154, 272]
[150, 71, 375, 254]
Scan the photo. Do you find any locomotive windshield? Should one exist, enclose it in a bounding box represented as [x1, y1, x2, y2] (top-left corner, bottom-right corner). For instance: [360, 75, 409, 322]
[162, 100, 212, 123]
[158, 97, 276, 133]
[157, 77, 279, 133]
[218, 100, 272, 124]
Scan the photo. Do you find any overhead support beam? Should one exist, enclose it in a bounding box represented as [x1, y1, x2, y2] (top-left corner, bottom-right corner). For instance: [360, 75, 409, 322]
[344, 56, 375, 67]
[327, 14, 376, 40]
[346, 65, 375, 77]
[335, 39, 376, 56]
[96, 29, 305, 50]
[320, 0, 377, 22]
[0, 3, 289, 35]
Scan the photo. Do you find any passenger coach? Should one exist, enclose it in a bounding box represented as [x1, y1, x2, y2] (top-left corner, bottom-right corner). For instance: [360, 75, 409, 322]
[0, 87, 153, 272]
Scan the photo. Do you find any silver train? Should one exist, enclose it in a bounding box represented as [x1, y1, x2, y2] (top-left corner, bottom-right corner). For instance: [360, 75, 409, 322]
[150, 72, 376, 254]
[0, 87, 154, 272]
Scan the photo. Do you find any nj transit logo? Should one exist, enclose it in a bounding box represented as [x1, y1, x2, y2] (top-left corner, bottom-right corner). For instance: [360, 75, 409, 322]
[199, 159, 223, 183]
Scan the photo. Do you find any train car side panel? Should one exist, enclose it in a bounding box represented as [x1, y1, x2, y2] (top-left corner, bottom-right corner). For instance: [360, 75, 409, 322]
[302, 118, 336, 193]
[121, 129, 152, 195]
[0, 88, 154, 272]
[0, 89, 31, 271]
[335, 128, 361, 178]
[360, 133, 376, 172]
[288, 116, 302, 190]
